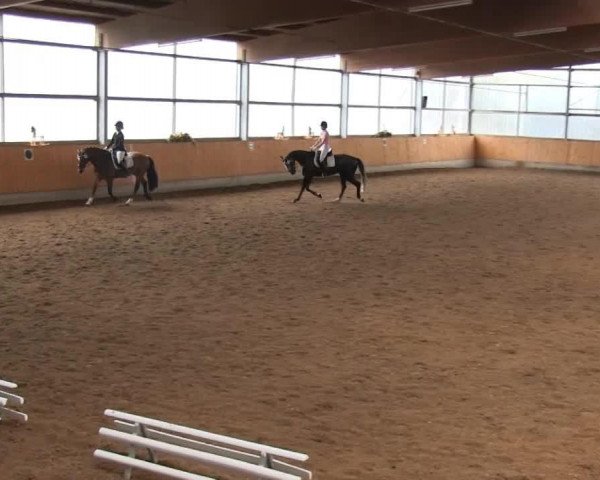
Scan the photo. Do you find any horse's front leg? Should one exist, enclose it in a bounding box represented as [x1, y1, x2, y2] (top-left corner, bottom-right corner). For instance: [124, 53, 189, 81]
[306, 181, 322, 199]
[85, 177, 99, 206]
[125, 176, 141, 206]
[293, 178, 309, 203]
[106, 178, 117, 202]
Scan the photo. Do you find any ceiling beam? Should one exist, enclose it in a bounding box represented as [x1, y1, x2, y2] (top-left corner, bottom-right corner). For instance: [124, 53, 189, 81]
[67, 0, 165, 13]
[0, 0, 42, 8]
[413, 0, 600, 34]
[16, 1, 119, 20]
[97, 0, 371, 48]
[418, 51, 583, 78]
[242, 11, 469, 62]
[343, 35, 544, 71]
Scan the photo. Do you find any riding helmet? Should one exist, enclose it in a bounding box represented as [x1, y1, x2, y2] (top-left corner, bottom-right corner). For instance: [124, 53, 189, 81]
[320, 121, 328, 128]
[115, 120, 124, 128]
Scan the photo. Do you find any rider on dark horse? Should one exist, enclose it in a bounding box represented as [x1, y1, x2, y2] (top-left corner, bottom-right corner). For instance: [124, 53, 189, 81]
[310, 120, 332, 176]
[106, 120, 127, 171]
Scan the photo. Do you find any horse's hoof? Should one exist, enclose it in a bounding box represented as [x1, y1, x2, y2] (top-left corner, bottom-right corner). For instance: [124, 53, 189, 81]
[318, 194, 323, 199]
[125, 198, 133, 206]
[293, 199, 299, 204]
[85, 198, 94, 206]
[360, 198, 365, 203]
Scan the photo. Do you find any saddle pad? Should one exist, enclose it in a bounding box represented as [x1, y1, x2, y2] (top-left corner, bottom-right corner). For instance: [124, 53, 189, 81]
[112, 155, 133, 170]
[313, 152, 335, 168]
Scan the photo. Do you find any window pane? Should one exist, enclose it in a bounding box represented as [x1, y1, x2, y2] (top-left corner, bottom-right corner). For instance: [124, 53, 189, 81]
[348, 107, 378, 135]
[380, 77, 414, 107]
[107, 101, 173, 140]
[176, 103, 238, 138]
[523, 86, 567, 113]
[573, 63, 600, 70]
[421, 110, 443, 134]
[422, 81, 444, 109]
[472, 85, 521, 111]
[125, 43, 174, 54]
[380, 108, 413, 134]
[381, 68, 417, 77]
[445, 83, 470, 110]
[3, 14, 96, 46]
[519, 114, 565, 138]
[569, 87, 600, 114]
[294, 69, 341, 104]
[5, 98, 96, 141]
[249, 65, 293, 102]
[295, 56, 340, 70]
[4, 43, 97, 95]
[262, 58, 295, 66]
[568, 116, 600, 141]
[176, 39, 238, 60]
[471, 112, 518, 136]
[443, 111, 469, 134]
[441, 76, 470, 83]
[249, 104, 292, 137]
[349, 74, 379, 106]
[474, 69, 568, 85]
[293, 106, 340, 136]
[571, 70, 600, 87]
[108, 52, 173, 98]
[176, 58, 239, 100]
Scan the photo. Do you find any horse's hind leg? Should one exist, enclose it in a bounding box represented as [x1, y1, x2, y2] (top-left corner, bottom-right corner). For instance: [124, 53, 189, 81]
[337, 178, 347, 201]
[348, 176, 364, 202]
[141, 178, 152, 200]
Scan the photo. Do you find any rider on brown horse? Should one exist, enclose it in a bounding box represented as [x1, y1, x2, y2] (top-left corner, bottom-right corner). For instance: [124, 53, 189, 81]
[106, 120, 127, 170]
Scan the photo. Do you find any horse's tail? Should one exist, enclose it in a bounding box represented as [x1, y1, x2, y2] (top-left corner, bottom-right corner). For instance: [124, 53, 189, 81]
[147, 157, 159, 191]
[357, 158, 367, 193]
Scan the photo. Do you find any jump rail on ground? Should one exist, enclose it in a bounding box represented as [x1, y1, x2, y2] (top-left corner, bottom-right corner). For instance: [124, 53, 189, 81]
[0, 378, 28, 423]
[94, 409, 312, 480]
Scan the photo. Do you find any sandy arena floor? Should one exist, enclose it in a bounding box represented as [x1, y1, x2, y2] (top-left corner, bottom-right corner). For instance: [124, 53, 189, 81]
[2, 168, 600, 480]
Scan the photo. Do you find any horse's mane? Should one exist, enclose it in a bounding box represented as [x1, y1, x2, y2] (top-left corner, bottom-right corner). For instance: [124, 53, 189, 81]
[82, 146, 106, 153]
[287, 150, 313, 158]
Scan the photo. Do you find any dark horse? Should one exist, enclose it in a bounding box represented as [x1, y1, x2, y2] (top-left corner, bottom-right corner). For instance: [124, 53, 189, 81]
[281, 150, 367, 203]
[77, 147, 158, 206]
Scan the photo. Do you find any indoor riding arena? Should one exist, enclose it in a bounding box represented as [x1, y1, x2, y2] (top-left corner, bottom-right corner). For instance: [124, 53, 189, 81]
[3, 2, 600, 480]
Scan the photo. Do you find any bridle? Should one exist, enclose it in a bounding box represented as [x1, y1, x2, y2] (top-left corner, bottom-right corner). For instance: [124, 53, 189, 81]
[77, 149, 90, 173]
[282, 156, 296, 174]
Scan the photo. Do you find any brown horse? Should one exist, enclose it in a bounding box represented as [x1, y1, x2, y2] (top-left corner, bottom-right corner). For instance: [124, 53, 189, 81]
[77, 147, 158, 206]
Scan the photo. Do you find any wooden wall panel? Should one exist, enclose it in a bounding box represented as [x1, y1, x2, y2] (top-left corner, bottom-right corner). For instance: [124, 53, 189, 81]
[0, 136, 475, 196]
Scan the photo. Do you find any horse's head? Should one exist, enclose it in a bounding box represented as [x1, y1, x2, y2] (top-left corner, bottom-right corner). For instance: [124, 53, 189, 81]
[76, 148, 90, 174]
[281, 154, 296, 175]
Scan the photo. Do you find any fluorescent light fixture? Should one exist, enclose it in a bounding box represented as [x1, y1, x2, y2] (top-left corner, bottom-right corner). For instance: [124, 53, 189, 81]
[408, 0, 473, 13]
[584, 47, 600, 53]
[513, 27, 567, 38]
